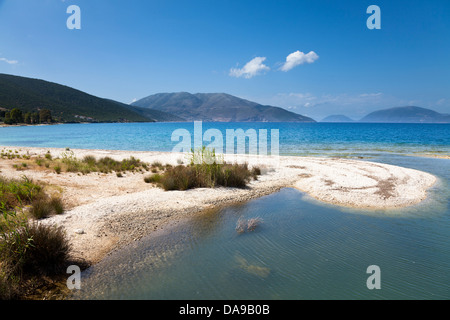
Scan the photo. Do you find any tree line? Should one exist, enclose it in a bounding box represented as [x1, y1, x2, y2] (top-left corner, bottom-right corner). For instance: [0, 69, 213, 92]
[0, 108, 54, 125]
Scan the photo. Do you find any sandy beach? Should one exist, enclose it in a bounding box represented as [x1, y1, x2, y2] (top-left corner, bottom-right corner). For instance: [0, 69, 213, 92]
[0, 146, 437, 265]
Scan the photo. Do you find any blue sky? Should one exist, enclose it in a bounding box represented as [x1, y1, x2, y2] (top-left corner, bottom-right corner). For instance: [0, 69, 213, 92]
[0, 0, 449, 120]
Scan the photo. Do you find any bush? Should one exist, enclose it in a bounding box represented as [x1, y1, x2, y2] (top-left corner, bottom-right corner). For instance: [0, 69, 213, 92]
[21, 222, 71, 276]
[49, 196, 64, 215]
[144, 147, 262, 191]
[0, 176, 42, 211]
[151, 161, 162, 168]
[144, 174, 162, 184]
[36, 152, 149, 175]
[29, 195, 64, 219]
[1, 221, 71, 277]
[82, 155, 96, 167]
[0, 175, 69, 299]
[160, 166, 197, 191]
[0, 261, 20, 300]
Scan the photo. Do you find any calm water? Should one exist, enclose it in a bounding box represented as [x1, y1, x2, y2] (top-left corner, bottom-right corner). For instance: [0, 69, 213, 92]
[1, 122, 449, 157]
[69, 154, 450, 300]
[1, 123, 449, 299]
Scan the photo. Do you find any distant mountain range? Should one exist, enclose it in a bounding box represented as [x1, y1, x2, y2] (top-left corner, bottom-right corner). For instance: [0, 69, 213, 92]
[359, 106, 450, 123]
[321, 106, 450, 123]
[1, 74, 448, 124]
[131, 92, 316, 122]
[321, 115, 355, 122]
[0, 74, 314, 123]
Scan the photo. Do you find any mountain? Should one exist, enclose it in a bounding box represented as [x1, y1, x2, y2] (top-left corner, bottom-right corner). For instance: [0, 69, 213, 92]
[0, 73, 177, 123]
[360, 106, 450, 123]
[321, 115, 354, 122]
[132, 92, 316, 122]
[124, 104, 186, 122]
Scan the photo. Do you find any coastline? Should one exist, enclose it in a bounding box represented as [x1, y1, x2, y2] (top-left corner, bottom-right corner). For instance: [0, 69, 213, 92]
[0, 146, 437, 266]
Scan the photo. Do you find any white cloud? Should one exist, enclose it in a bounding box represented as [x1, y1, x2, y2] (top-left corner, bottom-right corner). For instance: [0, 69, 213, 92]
[359, 93, 383, 98]
[0, 57, 18, 65]
[280, 51, 319, 72]
[229, 57, 270, 79]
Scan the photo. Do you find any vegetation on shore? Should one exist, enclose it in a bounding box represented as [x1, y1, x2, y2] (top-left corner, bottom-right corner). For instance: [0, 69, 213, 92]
[0, 108, 56, 125]
[0, 175, 72, 300]
[0, 147, 163, 300]
[53, 150, 149, 175]
[144, 147, 261, 191]
[1, 148, 151, 176]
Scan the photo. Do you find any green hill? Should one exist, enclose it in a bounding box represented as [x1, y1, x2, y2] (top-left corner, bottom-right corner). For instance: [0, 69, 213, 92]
[0, 73, 164, 123]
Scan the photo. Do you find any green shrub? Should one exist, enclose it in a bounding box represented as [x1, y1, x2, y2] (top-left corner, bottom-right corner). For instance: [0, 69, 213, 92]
[50, 197, 64, 215]
[82, 155, 96, 167]
[144, 174, 162, 184]
[40, 152, 149, 176]
[54, 165, 61, 174]
[0, 174, 69, 299]
[150, 148, 261, 191]
[0, 219, 71, 299]
[22, 222, 71, 276]
[0, 210, 34, 295]
[1, 221, 71, 277]
[0, 176, 42, 211]
[29, 195, 64, 219]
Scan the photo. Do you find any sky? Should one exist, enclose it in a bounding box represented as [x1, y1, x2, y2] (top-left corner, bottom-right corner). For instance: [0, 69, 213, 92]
[0, 0, 449, 121]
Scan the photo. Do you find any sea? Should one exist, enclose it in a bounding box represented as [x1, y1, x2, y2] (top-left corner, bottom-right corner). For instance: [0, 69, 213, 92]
[0, 122, 449, 300]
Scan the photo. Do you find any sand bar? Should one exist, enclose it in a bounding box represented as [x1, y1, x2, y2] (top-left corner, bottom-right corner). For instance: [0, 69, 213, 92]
[0, 146, 437, 265]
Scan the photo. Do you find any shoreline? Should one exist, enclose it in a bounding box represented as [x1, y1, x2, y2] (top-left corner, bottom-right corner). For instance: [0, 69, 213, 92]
[0, 146, 437, 266]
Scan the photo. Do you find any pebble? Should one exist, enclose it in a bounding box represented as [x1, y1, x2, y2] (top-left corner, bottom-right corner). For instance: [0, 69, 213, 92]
[74, 229, 85, 235]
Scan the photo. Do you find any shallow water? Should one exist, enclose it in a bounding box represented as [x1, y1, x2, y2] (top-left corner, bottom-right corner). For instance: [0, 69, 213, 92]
[1, 123, 449, 158]
[72, 155, 450, 300]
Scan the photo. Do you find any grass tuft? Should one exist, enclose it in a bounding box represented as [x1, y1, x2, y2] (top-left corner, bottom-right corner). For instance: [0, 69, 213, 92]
[29, 195, 64, 219]
[0, 175, 68, 299]
[144, 147, 261, 191]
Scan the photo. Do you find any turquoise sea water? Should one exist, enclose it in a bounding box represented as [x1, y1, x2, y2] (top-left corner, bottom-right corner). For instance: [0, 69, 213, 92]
[1, 122, 449, 299]
[1, 122, 449, 157]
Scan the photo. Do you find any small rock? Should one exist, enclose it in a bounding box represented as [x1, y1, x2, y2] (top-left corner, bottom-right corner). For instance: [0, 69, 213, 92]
[74, 229, 85, 235]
